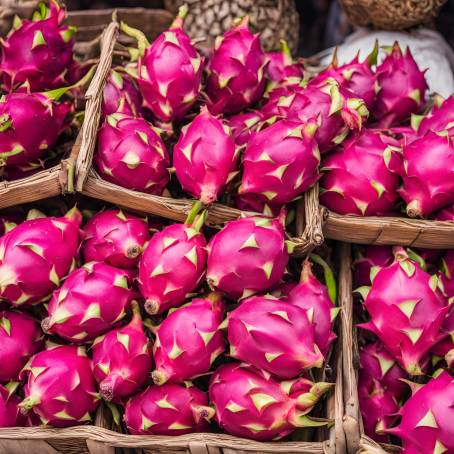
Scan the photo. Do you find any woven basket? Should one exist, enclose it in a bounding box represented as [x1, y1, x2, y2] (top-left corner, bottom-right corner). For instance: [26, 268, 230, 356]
[338, 0, 446, 30]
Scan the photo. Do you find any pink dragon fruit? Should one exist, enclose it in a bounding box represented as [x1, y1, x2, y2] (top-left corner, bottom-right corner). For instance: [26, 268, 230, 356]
[19, 344, 99, 427]
[152, 293, 225, 385]
[270, 281, 298, 298]
[285, 256, 338, 356]
[0, 311, 43, 383]
[389, 125, 420, 146]
[309, 44, 378, 109]
[101, 70, 143, 117]
[226, 295, 324, 378]
[0, 1, 76, 92]
[0, 383, 26, 427]
[399, 130, 454, 218]
[0, 207, 81, 306]
[412, 94, 454, 136]
[82, 209, 150, 269]
[359, 378, 398, 443]
[261, 79, 369, 152]
[138, 206, 207, 315]
[386, 371, 454, 453]
[234, 193, 282, 217]
[373, 42, 428, 127]
[435, 204, 454, 221]
[124, 382, 213, 435]
[92, 301, 152, 402]
[209, 363, 331, 441]
[206, 17, 266, 114]
[120, 6, 203, 122]
[358, 247, 449, 375]
[173, 107, 238, 204]
[358, 342, 407, 400]
[353, 245, 393, 287]
[228, 110, 264, 146]
[95, 113, 170, 194]
[431, 309, 454, 369]
[206, 213, 290, 300]
[238, 119, 320, 205]
[42, 262, 135, 343]
[0, 91, 72, 168]
[440, 250, 454, 299]
[320, 129, 402, 216]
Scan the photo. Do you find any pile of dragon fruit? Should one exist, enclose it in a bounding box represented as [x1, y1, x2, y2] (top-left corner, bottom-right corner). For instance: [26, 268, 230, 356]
[0, 1, 90, 180]
[92, 5, 454, 220]
[0, 202, 338, 440]
[354, 245, 454, 451]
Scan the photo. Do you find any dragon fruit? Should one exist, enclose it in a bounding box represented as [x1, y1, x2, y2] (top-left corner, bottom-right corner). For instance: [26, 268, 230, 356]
[358, 247, 449, 375]
[412, 94, 454, 136]
[309, 44, 378, 109]
[173, 107, 238, 204]
[270, 281, 298, 298]
[124, 382, 213, 435]
[82, 209, 150, 269]
[209, 363, 331, 441]
[228, 110, 264, 146]
[0, 383, 26, 427]
[42, 262, 135, 343]
[239, 119, 320, 205]
[206, 17, 266, 114]
[358, 342, 407, 400]
[226, 295, 324, 378]
[0, 1, 76, 92]
[386, 371, 454, 453]
[234, 193, 282, 217]
[359, 378, 399, 443]
[399, 130, 454, 218]
[373, 42, 428, 127]
[440, 250, 454, 299]
[261, 79, 369, 152]
[0, 311, 43, 383]
[138, 206, 207, 315]
[435, 204, 454, 221]
[431, 309, 454, 369]
[353, 245, 393, 287]
[206, 213, 289, 300]
[95, 113, 170, 194]
[101, 70, 143, 117]
[320, 129, 402, 216]
[92, 301, 152, 402]
[120, 6, 203, 122]
[0, 207, 81, 306]
[19, 344, 99, 427]
[285, 256, 338, 356]
[152, 293, 225, 385]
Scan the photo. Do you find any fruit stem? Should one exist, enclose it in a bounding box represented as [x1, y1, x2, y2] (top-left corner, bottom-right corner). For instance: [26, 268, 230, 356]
[185, 201, 203, 226]
[279, 39, 293, 66]
[130, 300, 142, 321]
[19, 395, 40, 413]
[392, 246, 408, 262]
[151, 369, 168, 385]
[171, 4, 188, 29]
[310, 254, 337, 304]
[120, 22, 150, 58]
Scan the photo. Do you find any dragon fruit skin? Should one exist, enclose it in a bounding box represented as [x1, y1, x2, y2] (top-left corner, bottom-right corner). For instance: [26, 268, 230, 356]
[0, 311, 43, 383]
[0, 1, 75, 92]
[239, 120, 320, 205]
[285, 259, 337, 357]
[124, 383, 213, 435]
[19, 344, 99, 427]
[440, 250, 454, 299]
[234, 193, 282, 217]
[373, 42, 428, 128]
[399, 131, 454, 218]
[206, 17, 266, 115]
[174, 107, 238, 204]
[353, 245, 393, 287]
[228, 110, 264, 146]
[0, 92, 72, 168]
[206, 215, 289, 300]
[0, 208, 81, 306]
[152, 293, 225, 385]
[359, 378, 398, 443]
[92, 301, 152, 402]
[227, 295, 324, 378]
[82, 209, 150, 269]
[121, 6, 203, 122]
[138, 212, 207, 315]
[359, 248, 449, 375]
[270, 281, 298, 298]
[42, 262, 135, 344]
[386, 371, 454, 454]
[359, 342, 407, 400]
[0, 383, 26, 427]
[320, 129, 403, 216]
[413, 95, 454, 136]
[436, 204, 454, 221]
[431, 309, 454, 369]
[95, 113, 170, 194]
[209, 363, 331, 441]
[101, 70, 143, 117]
